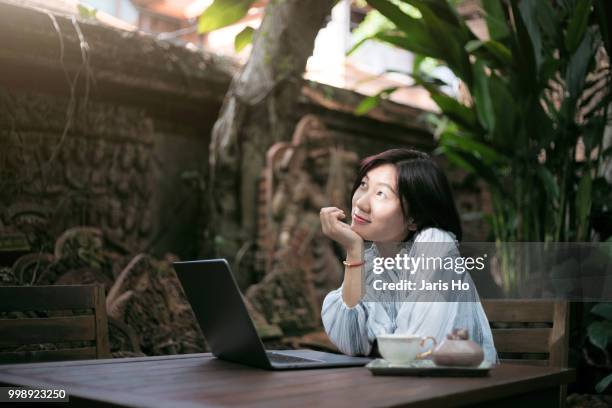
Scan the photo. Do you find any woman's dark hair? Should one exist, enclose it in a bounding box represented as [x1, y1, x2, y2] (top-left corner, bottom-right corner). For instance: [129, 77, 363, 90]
[350, 148, 462, 242]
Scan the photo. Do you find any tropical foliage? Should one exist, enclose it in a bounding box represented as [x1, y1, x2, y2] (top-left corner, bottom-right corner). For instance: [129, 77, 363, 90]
[198, 0, 257, 51]
[587, 303, 612, 392]
[353, 0, 611, 245]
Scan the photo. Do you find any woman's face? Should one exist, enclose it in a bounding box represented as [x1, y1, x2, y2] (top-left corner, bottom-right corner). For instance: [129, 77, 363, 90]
[350, 164, 409, 242]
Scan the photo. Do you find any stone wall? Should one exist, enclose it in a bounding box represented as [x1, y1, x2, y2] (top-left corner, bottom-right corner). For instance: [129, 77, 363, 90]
[0, 0, 232, 260]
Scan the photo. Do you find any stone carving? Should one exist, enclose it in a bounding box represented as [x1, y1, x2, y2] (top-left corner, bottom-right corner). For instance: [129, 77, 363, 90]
[248, 115, 358, 336]
[0, 226, 206, 357]
[0, 92, 156, 253]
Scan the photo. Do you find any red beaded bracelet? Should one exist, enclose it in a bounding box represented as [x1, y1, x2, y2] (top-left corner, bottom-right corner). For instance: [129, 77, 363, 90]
[342, 260, 365, 268]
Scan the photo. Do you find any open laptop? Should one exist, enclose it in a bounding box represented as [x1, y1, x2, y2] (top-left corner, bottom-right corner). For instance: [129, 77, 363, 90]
[173, 259, 371, 370]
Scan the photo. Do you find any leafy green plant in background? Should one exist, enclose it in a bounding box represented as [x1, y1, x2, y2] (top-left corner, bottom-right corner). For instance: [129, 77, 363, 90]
[587, 303, 612, 392]
[198, 0, 257, 52]
[77, 3, 97, 19]
[352, 0, 611, 293]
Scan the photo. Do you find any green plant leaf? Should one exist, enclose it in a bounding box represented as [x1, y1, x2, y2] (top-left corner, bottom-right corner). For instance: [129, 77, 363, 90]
[362, 0, 444, 60]
[347, 36, 370, 56]
[472, 59, 495, 133]
[430, 92, 478, 131]
[77, 4, 97, 18]
[539, 56, 560, 84]
[481, 0, 510, 40]
[349, 30, 437, 58]
[198, 0, 255, 34]
[536, 166, 560, 203]
[355, 96, 380, 116]
[401, 0, 462, 28]
[354, 87, 398, 116]
[443, 147, 504, 195]
[581, 116, 606, 155]
[518, 0, 543, 71]
[351, 8, 396, 50]
[592, 303, 612, 321]
[596, 373, 612, 393]
[531, 102, 555, 152]
[411, 70, 449, 87]
[435, 146, 477, 174]
[566, 29, 594, 100]
[410, 72, 479, 130]
[412, 53, 427, 74]
[466, 40, 512, 67]
[414, 5, 473, 83]
[366, 0, 422, 33]
[588, 320, 612, 351]
[488, 73, 515, 147]
[368, 0, 472, 83]
[373, 31, 442, 58]
[440, 131, 507, 165]
[534, 0, 557, 41]
[565, 0, 592, 53]
[234, 26, 254, 52]
[575, 170, 593, 240]
[594, 0, 612, 58]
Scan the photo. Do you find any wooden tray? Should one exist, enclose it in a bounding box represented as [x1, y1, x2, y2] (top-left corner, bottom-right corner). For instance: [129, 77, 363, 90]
[366, 359, 493, 377]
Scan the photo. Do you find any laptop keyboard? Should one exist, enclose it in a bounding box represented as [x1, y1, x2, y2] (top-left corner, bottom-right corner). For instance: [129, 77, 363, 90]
[266, 352, 321, 364]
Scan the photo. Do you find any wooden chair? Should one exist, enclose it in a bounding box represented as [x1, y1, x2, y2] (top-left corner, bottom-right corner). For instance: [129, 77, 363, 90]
[482, 299, 570, 407]
[0, 285, 111, 364]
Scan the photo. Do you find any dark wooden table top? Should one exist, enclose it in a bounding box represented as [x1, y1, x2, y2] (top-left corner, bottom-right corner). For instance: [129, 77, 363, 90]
[0, 353, 575, 408]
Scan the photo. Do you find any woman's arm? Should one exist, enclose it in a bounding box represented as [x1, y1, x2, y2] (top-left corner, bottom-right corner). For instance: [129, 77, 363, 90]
[319, 207, 374, 356]
[341, 242, 364, 307]
[321, 241, 374, 356]
[321, 285, 372, 356]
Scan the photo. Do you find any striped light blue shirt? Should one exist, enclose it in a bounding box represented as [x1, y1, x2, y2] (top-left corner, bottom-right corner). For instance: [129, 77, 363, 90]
[321, 227, 498, 363]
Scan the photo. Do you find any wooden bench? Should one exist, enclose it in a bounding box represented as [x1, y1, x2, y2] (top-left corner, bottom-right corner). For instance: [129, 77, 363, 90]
[482, 299, 570, 407]
[0, 285, 110, 363]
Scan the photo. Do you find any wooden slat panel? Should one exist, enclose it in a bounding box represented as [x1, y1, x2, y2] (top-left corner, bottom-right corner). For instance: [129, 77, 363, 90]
[549, 301, 570, 367]
[482, 300, 554, 322]
[501, 358, 549, 366]
[0, 347, 97, 364]
[492, 328, 551, 353]
[0, 285, 96, 311]
[0, 316, 96, 347]
[93, 286, 111, 358]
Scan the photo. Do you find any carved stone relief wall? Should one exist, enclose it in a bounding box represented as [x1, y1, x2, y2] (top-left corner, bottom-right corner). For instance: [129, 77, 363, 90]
[0, 89, 208, 357]
[0, 91, 155, 253]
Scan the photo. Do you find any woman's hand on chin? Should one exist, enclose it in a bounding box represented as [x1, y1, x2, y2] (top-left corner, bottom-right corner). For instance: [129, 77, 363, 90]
[320, 207, 363, 251]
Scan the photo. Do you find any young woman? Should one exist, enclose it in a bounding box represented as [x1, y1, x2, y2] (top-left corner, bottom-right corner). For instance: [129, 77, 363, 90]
[320, 148, 497, 363]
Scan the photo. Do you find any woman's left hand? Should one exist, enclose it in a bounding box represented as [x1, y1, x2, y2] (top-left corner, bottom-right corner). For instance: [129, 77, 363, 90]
[320, 207, 363, 252]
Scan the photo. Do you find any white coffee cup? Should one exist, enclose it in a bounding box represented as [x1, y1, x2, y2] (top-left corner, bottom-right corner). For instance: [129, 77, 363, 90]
[377, 333, 437, 364]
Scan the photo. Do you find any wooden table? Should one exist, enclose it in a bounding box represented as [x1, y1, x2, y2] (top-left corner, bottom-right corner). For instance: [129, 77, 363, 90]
[0, 353, 574, 408]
